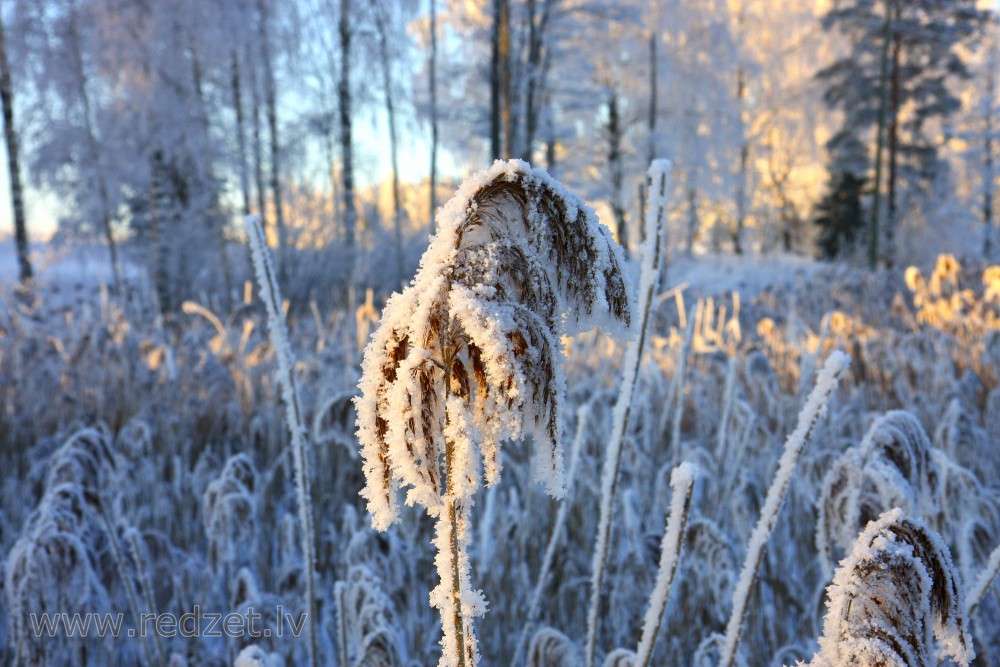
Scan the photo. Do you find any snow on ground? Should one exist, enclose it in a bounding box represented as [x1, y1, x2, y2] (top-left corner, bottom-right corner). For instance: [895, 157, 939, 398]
[0, 239, 144, 290]
[664, 252, 822, 298]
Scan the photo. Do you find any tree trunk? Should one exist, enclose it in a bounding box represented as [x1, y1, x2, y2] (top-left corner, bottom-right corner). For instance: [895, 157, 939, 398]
[248, 46, 268, 226]
[0, 13, 32, 283]
[69, 0, 122, 295]
[522, 0, 553, 162]
[647, 29, 657, 166]
[734, 140, 747, 255]
[869, 0, 894, 269]
[499, 0, 512, 159]
[257, 0, 286, 280]
[149, 151, 173, 314]
[885, 29, 902, 270]
[608, 91, 628, 257]
[190, 44, 233, 305]
[429, 0, 439, 229]
[374, 3, 405, 282]
[544, 102, 556, 170]
[339, 0, 357, 290]
[686, 186, 698, 257]
[732, 2, 747, 256]
[985, 51, 996, 260]
[490, 0, 502, 161]
[231, 52, 252, 218]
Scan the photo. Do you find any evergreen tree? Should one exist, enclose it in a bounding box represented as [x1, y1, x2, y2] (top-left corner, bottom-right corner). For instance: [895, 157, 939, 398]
[815, 171, 866, 260]
[817, 0, 988, 266]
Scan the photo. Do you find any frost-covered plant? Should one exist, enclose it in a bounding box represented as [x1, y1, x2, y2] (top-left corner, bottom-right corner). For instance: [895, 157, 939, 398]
[335, 565, 401, 667]
[904, 255, 1000, 340]
[203, 454, 258, 577]
[815, 410, 939, 576]
[967, 542, 1000, 619]
[601, 648, 637, 667]
[512, 400, 596, 667]
[527, 627, 579, 667]
[805, 508, 973, 667]
[5, 483, 106, 666]
[720, 351, 849, 667]
[246, 215, 319, 667]
[234, 644, 283, 667]
[633, 462, 697, 667]
[312, 389, 360, 456]
[5, 428, 149, 666]
[355, 159, 633, 666]
[586, 159, 669, 667]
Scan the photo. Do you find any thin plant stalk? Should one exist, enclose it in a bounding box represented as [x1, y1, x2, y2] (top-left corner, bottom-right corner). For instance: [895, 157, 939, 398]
[125, 529, 167, 667]
[335, 581, 349, 667]
[716, 355, 738, 462]
[586, 159, 671, 667]
[634, 462, 698, 667]
[511, 400, 595, 667]
[97, 503, 164, 667]
[655, 315, 694, 444]
[967, 541, 1000, 619]
[718, 351, 849, 667]
[443, 360, 470, 667]
[245, 216, 319, 667]
[668, 315, 695, 464]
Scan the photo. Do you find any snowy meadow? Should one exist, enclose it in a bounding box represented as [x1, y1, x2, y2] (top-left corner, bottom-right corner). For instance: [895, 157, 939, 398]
[2, 160, 1000, 667]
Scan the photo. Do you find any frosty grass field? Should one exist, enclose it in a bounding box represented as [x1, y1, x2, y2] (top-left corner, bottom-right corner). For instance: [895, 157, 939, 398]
[3, 162, 1000, 666]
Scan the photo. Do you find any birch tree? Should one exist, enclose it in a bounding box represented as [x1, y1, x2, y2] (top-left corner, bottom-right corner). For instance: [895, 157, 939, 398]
[0, 9, 31, 283]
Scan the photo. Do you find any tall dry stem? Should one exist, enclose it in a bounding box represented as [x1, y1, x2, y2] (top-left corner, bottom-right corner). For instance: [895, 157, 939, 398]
[586, 159, 670, 667]
[245, 216, 319, 667]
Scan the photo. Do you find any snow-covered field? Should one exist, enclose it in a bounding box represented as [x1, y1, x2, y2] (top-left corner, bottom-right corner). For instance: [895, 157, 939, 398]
[2, 224, 999, 666]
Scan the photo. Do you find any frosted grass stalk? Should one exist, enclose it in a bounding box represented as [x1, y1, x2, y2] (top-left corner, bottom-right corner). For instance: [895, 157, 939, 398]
[967, 541, 1000, 619]
[715, 355, 739, 496]
[245, 216, 319, 667]
[668, 315, 695, 463]
[512, 401, 594, 667]
[97, 503, 163, 667]
[655, 314, 694, 443]
[586, 159, 671, 667]
[634, 462, 698, 667]
[716, 356, 738, 455]
[335, 581, 349, 667]
[718, 351, 849, 667]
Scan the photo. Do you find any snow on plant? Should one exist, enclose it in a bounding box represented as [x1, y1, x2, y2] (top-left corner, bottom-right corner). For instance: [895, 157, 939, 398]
[6, 482, 106, 666]
[234, 644, 283, 667]
[355, 159, 633, 666]
[246, 215, 319, 667]
[815, 410, 939, 576]
[586, 159, 669, 667]
[513, 400, 596, 667]
[526, 627, 579, 667]
[602, 648, 638, 667]
[4, 428, 161, 667]
[719, 351, 849, 667]
[967, 542, 1000, 619]
[334, 565, 401, 667]
[805, 508, 973, 667]
[633, 462, 698, 667]
[202, 453, 258, 577]
[312, 389, 360, 456]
